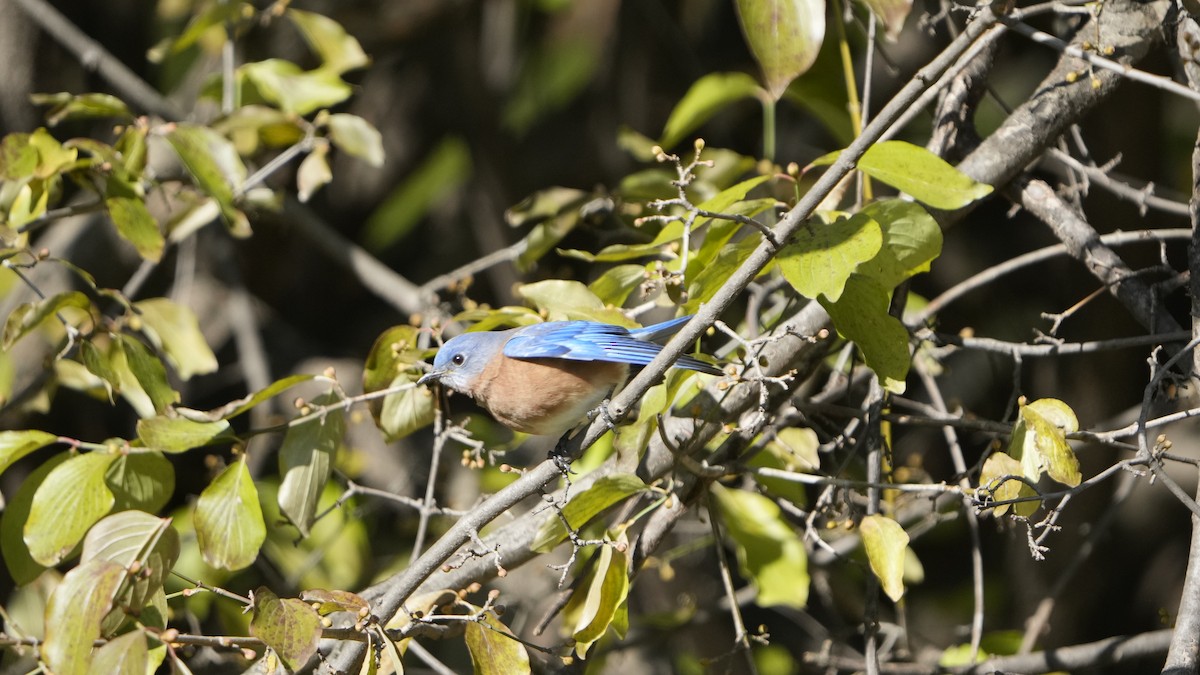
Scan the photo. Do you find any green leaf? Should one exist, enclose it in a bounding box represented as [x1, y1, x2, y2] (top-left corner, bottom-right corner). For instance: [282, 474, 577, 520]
[516, 280, 635, 325]
[449, 307, 542, 333]
[328, 114, 384, 167]
[692, 174, 774, 227]
[278, 393, 345, 536]
[777, 213, 883, 302]
[684, 234, 760, 313]
[165, 124, 249, 236]
[364, 325, 435, 441]
[106, 197, 164, 262]
[89, 629, 149, 675]
[978, 452, 1039, 518]
[3, 290, 91, 350]
[375, 375, 434, 442]
[505, 187, 589, 227]
[178, 373, 318, 421]
[81, 511, 180, 635]
[463, 605, 532, 675]
[860, 513, 909, 602]
[734, 0, 826, 100]
[589, 264, 647, 307]
[0, 429, 57, 479]
[857, 199, 943, 288]
[505, 188, 588, 270]
[1010, 398, 1081, 487]
[26, 451, 118, 566]
[751, 427, 819, 504]
[80, 339, 117, 402]
[117, 334, 178, 415]
[516, 211, 581, 273]
[137, 417, 233, 453]
[134, 298, 218, 381]
[241, 59, 354, 115]
[287, 9, 370, 74]
[711, 484, 809, 608]
[363, 136, 471, 251]
[249, 586, 323, 671]
[563, 542, 630, 658]
[107, 340, 155, 418]
[194, 457, 265, 570]
[811, 141, 992, 209]
[659, 72, 762, 149]
[820, 274, 911, 393]
[31, 92, 134, 126]
[41, 559, 125, 675]
[532, 474, 649, 551]
[1, 452, 68, 584]
[105, 452, 175, 513]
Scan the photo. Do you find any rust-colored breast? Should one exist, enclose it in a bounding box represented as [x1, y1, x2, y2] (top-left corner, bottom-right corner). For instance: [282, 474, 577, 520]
[473, 354, 628, 435]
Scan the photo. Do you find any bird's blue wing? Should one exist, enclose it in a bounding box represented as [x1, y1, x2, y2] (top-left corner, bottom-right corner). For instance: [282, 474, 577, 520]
[503, 318, 722, 375]
[627, 315, 692, 342]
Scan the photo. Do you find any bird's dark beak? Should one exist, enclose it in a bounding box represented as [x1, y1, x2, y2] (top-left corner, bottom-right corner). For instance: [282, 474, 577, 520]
[416, 369, 442, 386]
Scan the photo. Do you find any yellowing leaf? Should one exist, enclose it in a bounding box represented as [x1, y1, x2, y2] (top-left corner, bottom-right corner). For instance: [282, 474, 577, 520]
[134, 297, 219, 380]
[978, 452, 1039, 517]
[464, 606, 531, 675]
[286, 9, 370, 74]
[860, 514, 909, 602]
[328, 114, 384, 167]
[296, 144, 332, 202]
[564, 541, 630, 658]
[861, 0, 913, 41]
[2, 291, 91, 350]
[1012, 399, 1081, 488]
[41, 559, 125, 675]
[249, 586, 323, 671]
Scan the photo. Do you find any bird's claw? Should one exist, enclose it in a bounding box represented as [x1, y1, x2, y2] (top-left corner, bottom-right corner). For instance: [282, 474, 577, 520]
[587, 399, 618, 431]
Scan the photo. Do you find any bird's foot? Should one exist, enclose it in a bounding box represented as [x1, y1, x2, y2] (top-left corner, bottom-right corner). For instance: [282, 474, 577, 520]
[587, 399, 619, 431]
[551, 433, 576, 479]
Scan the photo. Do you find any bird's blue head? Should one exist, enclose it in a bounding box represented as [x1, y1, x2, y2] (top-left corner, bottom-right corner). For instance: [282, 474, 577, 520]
[417, 331, 509, 395]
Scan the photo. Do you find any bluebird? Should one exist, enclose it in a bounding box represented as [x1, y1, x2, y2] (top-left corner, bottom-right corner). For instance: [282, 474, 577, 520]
[417, 315, 722, 436]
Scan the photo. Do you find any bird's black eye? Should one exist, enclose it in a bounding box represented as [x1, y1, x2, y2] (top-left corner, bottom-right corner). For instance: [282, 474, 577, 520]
[451, 353, 466, 366]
